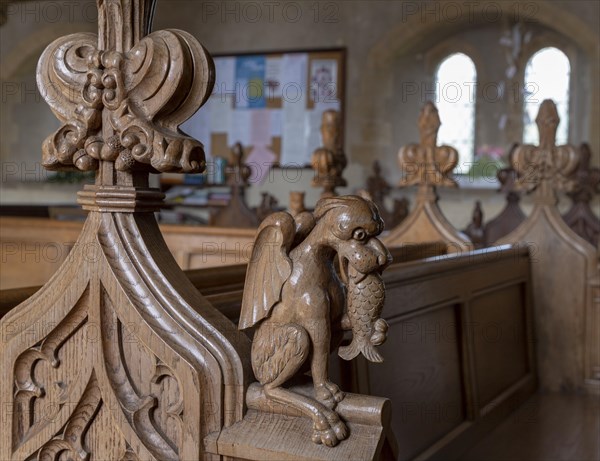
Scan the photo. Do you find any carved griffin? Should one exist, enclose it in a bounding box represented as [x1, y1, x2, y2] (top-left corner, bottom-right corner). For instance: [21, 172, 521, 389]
[239, 195, 392, 447]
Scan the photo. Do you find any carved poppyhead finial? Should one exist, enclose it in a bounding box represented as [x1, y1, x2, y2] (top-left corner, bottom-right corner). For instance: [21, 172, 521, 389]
[227, 142, 252, 187]
[398, 101, 458, 189]
[321, 109, 342, 150]
[536, 99, 560, 149]
[512, 99, 578, 203]
[37, 0, 214, 185]
[418, 101, 441, 147]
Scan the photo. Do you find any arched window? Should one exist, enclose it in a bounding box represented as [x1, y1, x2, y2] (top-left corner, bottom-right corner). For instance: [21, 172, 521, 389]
[523, 47, 570, 145]
[434, 53, 477, 174]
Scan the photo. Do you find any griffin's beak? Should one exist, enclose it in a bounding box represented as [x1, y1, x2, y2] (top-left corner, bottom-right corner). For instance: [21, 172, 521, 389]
[371, 238, 393, 273]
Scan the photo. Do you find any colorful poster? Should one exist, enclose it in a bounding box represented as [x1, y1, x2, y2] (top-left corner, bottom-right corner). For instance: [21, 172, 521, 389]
[235, 56, 266, 109]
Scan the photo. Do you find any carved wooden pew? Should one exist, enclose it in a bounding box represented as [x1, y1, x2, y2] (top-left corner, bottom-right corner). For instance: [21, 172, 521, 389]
[497, 100, 599, 394]
[383, 102, 472, 253]
[7, 242, 536, 461]
[0, 216, 255, 289]
[0, 2, 392, 460]
[0, 243, 446, 321]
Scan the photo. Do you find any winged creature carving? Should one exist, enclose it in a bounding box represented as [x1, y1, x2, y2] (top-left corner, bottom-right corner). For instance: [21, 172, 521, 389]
[239, 195, 392, 447]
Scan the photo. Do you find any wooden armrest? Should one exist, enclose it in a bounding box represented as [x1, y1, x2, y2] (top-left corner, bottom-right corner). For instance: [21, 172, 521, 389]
[205, 383, 391, 461]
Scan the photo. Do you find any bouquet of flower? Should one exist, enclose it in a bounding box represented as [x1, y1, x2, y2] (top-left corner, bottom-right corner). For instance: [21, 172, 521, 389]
[468, 145, 507, 179]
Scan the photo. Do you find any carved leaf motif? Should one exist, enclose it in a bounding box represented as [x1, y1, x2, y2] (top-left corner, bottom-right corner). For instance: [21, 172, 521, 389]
[36, 373, 102, 461]
[36, 26, 214, 173]
[100, 286, 181, 459]
[13, 287, 90, 449]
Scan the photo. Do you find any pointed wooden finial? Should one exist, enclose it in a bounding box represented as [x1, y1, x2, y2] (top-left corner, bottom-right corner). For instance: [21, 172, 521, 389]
[398, 101, 458, 190]
[311, 109, 347, 198]
[512, 99, 578, 203]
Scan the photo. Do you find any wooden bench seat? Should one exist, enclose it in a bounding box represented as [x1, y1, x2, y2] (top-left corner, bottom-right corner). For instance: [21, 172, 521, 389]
[0, 244, 535, 460]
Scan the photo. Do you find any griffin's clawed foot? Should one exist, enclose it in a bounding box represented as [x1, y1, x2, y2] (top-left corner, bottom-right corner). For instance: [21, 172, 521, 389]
[315, 381, 345, 407]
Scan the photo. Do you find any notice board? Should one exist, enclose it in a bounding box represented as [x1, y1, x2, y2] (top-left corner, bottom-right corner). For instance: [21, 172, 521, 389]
[181, 48, 345, 173]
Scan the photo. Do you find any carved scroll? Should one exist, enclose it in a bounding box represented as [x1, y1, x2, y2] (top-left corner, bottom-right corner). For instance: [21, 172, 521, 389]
[384, 102, 472, 252]
[497, 99, 598, 393]
[0, 2, 252, 460]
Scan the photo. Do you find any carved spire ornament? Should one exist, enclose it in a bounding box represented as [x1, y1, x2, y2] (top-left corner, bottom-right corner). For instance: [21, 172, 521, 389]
[497, 99, 599, 393]
[511, 100, 579, 204]
[211, 142, 260, 228]
[383, 102, 472, 252]
[0, 2, 254, 460]
[311, 110, 347, 198]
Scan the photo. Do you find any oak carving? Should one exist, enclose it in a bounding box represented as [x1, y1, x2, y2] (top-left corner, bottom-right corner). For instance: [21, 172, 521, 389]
[483, 164, 526, 245]
[562, 143, 600, 247]
[463, 200, 484, 248]
[239, 195, 392, 447]
[497, 99, 598, 392]
[211, 142, 260, 228]
[1, 2, 253, 460]
[366, 160, 410, 228]
[384, 102, 472, 251]
[311, 110, 347, 198]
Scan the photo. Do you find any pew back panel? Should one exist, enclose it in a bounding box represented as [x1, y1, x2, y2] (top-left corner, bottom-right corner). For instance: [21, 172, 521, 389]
[359, 246, 535, 460]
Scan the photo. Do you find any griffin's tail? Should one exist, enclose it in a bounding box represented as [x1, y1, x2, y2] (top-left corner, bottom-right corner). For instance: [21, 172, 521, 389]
[338, 338, 384, 363]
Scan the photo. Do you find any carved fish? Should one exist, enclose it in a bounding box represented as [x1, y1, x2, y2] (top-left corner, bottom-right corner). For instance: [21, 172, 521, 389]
[338, 271, 388, 363]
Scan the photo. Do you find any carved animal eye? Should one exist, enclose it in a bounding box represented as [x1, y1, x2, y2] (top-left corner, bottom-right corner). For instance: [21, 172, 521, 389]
[353, 229, 367, 241]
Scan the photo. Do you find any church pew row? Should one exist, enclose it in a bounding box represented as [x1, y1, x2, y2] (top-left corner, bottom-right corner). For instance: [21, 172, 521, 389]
[0, 216, 256, 289]
[0, 242, 446, 319]
[1, 244, 535, 460]
[0, 216, 445, 290]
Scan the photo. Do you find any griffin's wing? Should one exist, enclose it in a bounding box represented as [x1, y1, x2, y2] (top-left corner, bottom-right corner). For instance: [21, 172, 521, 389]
[238, 212, 296, 330]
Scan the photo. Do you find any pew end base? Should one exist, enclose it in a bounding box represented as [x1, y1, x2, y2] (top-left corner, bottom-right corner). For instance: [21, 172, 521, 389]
[205, 382, 394, 460]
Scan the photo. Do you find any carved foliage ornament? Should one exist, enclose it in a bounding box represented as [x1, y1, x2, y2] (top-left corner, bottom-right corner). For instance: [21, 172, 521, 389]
[37, 1, 215, 173]
[398, 101, 458, 189]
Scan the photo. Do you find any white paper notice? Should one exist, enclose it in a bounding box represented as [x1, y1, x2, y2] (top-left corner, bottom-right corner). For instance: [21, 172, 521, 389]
[230, 110, 251, 145]
[207, 94, 234, 137]
[265, 57, 283, 99]
[281, 54, 309, 166]
[213, 57, 236, 96]
[270, 110, 283, 137]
